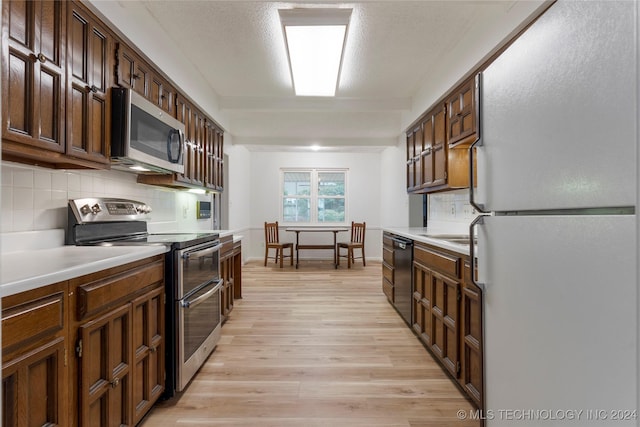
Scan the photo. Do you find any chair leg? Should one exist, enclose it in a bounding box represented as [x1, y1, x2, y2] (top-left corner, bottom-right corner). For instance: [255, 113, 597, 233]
[347, 248, 352, 268]
[279, 248, 284, 268]
[264, 247, 268, 266]
[289, 246, 293, 265]
[362, 247, 366, 266]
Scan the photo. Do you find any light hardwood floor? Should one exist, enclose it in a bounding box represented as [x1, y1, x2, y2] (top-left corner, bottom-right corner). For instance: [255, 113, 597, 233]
[141, 260, 479, 427]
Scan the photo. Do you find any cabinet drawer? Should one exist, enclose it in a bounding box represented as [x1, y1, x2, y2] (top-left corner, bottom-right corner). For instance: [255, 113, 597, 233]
[75, 258, 164, 320]
[414, 244, 461, 278]
[383, 246, 394, 265]
[382, 262, 394, 283]
[383, 235, 394, 247]
[2, 288, 65, 355]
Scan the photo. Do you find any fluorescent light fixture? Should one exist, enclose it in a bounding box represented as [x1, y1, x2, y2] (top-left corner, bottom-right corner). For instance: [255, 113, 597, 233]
[279, 8, 351, 97]
[310, 144, 321, 151]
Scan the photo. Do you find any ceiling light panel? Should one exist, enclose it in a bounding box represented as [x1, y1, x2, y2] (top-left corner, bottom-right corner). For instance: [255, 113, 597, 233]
[279, 8, 352, 97]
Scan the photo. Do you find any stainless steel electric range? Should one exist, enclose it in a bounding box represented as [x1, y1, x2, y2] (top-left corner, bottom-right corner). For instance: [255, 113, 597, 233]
[66, 198, 222, 398]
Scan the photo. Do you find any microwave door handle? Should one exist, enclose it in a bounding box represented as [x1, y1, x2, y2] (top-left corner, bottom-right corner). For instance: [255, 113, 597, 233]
[181, 279, 223, 309]
[167, 129, 184, 163]
[182, 243, 223, 260]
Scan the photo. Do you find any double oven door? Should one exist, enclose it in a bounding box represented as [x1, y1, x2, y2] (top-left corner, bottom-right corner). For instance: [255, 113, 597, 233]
[175, 240, 222, 392]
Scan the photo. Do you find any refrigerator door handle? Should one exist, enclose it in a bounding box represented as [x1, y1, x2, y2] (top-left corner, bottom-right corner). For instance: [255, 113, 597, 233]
[469, 215, 487, 290]
[469, 73, 488, 214]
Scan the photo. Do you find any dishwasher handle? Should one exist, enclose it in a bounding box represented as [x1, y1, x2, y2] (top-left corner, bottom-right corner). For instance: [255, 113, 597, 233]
[390, 236, 413, 250]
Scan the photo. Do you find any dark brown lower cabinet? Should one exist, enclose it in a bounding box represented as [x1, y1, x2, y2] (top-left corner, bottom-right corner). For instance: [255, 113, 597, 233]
[131, 288, 165, 425]
[382, 233, 395, 302]
[220, 235, 234, 321]
[78, 304, 132, 426]
[411, 242, 483, 410]
[71, 255, 165, 427]
[2, 255, 165, 427]
[232, 239, 243, 299]
[461, 261, 483, 408]
[1, 282, 68, 427]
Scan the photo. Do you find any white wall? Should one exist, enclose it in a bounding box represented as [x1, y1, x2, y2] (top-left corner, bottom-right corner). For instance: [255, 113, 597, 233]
[244, 150, 384, 262]
[380, 136, 410, 228]
[224, 139, 252, 253]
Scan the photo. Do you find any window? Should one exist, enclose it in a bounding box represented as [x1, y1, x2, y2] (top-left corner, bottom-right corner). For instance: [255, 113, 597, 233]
[282, 169, 347, 224]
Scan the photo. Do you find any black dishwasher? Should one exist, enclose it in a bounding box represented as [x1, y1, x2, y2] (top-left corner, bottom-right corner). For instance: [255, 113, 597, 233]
[391, 235, 413, 325]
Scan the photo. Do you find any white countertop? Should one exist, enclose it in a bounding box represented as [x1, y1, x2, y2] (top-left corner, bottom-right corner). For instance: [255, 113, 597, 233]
[383, 227, 473, 256]
[1, 245, 168, 298]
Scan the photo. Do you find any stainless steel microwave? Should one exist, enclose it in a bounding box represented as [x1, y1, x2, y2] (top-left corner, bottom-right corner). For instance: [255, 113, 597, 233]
[111, 87, 185, 174]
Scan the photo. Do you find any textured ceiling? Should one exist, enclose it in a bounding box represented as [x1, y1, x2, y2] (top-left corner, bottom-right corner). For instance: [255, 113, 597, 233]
[113, 1, 529, 150]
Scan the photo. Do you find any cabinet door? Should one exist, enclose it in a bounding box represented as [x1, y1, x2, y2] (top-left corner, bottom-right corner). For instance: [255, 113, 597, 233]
[192, 110, 205, 186]
[66, 1, 110, 165]
[447, 76, 477, 146]
[78, 304, 133, 427]
[176, 96, 194, 184]
[430, 271, 460, 378]
[3, 337, 67, 427]
[2, 0, 66, 153]
[461, 263, 483, 408]
[216, 129, 224, 190]
[131, 288, 164, 425]
[232, 241, 242, 299]
[420, 115, 434, 188]
[431, 103, 447, 187]
[204, 122, 216, 189]
[2, 283, 68, 427]
[412, 261, 432, 345]
[115, 44, 149, 97]
[220, 253, 234, 319]
[149, 74, 176, 115]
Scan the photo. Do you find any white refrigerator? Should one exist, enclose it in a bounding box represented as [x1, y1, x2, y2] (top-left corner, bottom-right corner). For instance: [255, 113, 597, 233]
[472, 1, 638, 425]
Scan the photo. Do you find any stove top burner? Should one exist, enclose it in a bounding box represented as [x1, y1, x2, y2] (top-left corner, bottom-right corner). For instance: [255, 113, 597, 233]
[88, 232, 220, 249]
[66, 198, 219, 249]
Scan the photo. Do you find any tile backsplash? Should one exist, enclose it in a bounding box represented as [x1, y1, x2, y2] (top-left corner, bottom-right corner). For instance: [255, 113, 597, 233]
[428, 188, 477, 224]
[1, 161, 213, 233]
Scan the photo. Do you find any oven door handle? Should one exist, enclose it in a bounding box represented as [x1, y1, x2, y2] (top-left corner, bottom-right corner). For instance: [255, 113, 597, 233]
[182, 243, 223, 260]
[181, 279, 222, 309]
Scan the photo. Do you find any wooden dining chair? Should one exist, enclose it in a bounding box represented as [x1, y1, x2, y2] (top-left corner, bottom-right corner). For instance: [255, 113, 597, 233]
[337, 221, 366, 268]
[264, 221, 293, 268]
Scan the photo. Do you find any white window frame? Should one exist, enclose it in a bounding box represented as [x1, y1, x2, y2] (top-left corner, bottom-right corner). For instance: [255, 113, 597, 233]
[280, 168, 349, 225]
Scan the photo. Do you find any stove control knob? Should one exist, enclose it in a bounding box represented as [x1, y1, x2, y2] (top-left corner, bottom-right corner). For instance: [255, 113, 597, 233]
[91, 204, 102, 214]
[80, 204, 91, 215]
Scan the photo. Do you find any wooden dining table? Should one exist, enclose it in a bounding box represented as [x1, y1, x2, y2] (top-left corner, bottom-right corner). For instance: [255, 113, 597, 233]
[285, 226, 350, 268]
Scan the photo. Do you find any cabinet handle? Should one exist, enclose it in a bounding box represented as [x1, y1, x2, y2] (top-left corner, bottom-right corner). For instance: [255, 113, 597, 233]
[37, 53, 46, 63]
[149, 346, 157, 353]
[110, 377, 120, 388]
[90, 85, 98, 93]
[132, 73, 140, 80]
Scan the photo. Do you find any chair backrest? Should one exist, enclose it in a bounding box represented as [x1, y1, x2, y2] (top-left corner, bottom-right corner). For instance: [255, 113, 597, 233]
[265, 221, 280, 244]
[350, 221, 366, 244]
